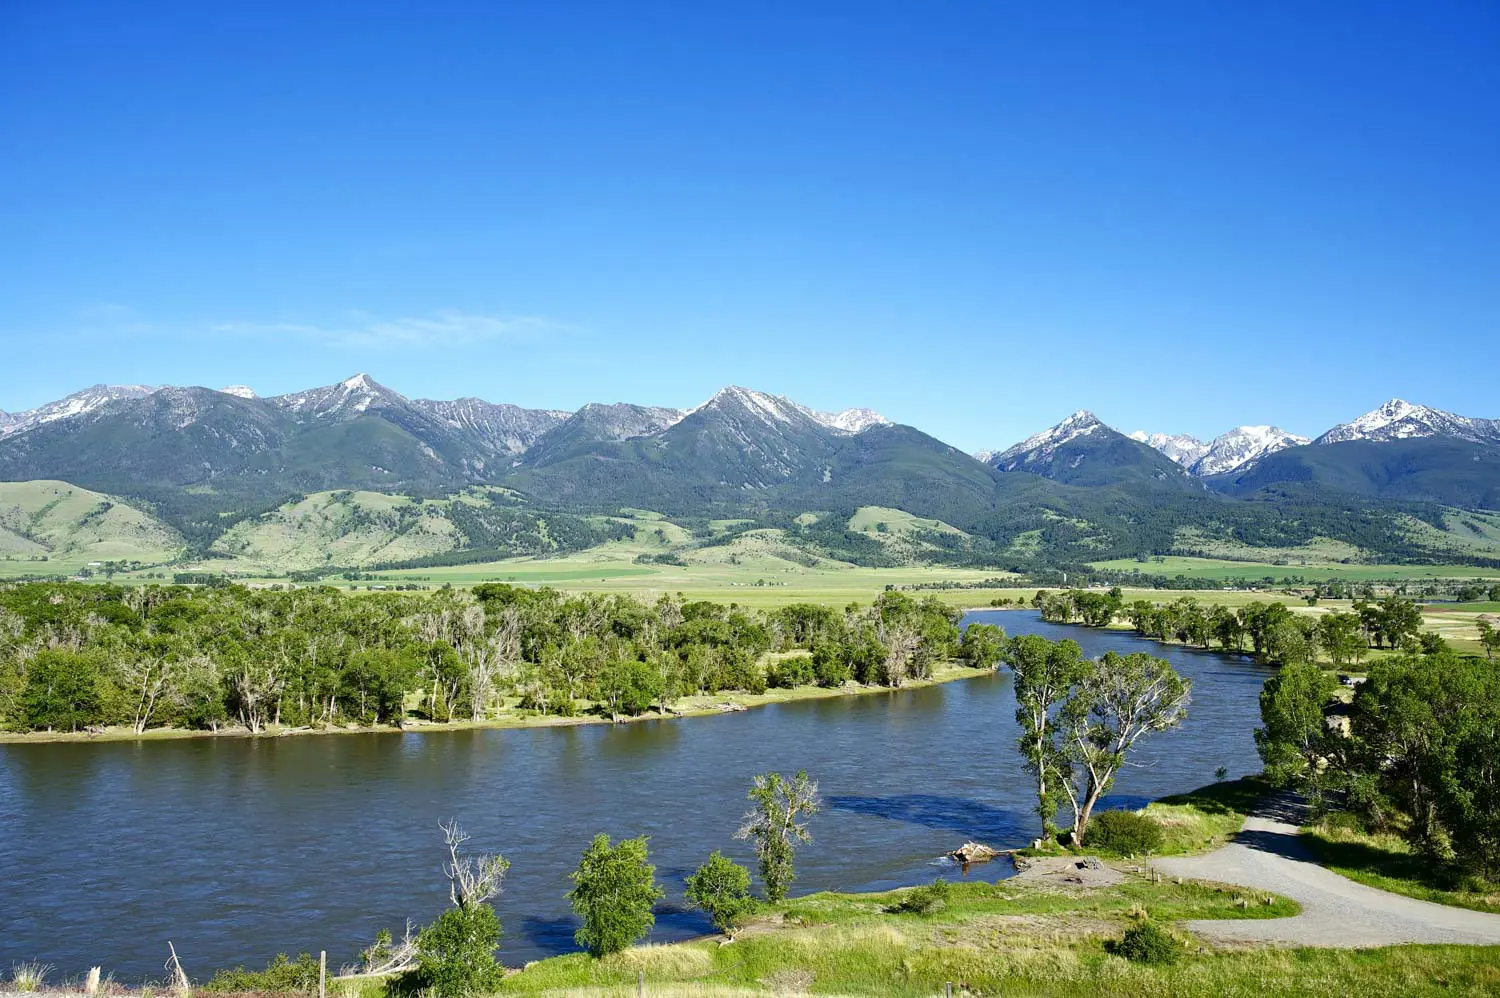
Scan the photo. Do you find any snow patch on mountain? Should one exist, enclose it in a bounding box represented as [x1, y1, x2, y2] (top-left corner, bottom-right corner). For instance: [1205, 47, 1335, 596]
[1315, 399, 1500, 445]
[992, 411, 1106, 467]
[220, 385, 258, 399]
[1192, 426, 1309, 476]
[1128, 431, 1210, 466]
[806, 406, 891, 433]
[0, 384, 159, 438]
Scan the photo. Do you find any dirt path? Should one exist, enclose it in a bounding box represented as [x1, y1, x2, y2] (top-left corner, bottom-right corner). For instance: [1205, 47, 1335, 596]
[1154, 795, 1500, 947]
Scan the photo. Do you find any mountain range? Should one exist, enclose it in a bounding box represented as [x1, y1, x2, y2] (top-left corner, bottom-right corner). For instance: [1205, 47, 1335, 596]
[2, 377, 1498, 571]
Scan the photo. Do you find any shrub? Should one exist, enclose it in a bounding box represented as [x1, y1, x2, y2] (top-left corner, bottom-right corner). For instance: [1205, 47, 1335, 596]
[885, 878, 951, 914]
[1108, 918, 1181, 965]
[410, 905, 503, 997]
[684, 851, 756, 938]
[206, 953, 320, 992]
[1087, 810, 1164, 855]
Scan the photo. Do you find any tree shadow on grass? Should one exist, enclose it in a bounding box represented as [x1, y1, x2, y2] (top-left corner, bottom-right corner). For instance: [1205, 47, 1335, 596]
[827, 793, 1031, 843]
[1156, 776, 1275, 818]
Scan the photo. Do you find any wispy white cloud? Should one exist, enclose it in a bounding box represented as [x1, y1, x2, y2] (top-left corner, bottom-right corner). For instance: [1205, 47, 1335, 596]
[213, 310, 560, 349]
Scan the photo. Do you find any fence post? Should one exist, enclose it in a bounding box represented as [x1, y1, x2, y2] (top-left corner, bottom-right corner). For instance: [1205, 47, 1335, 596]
[319, 951, 327, 998]
[637, 969, 645, 996]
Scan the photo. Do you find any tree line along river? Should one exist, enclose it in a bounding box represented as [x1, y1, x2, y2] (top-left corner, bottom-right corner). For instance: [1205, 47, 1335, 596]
[0, 611, 1275, 978]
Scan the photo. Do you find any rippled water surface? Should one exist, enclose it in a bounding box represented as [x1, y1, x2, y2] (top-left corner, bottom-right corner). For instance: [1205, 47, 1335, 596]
[0, 612, 1274, 976]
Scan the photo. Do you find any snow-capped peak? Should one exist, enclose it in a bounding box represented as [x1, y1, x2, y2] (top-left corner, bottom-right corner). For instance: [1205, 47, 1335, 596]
[1128, 431, 1210, 466]
[1191, 425, 1309, 476]
[689, 386, 887, 434]
[270, 373, 406, 417]
[992, 410, 1107, 466]
[220, 385, 257, 399]
[1315, 399, 1500, 445]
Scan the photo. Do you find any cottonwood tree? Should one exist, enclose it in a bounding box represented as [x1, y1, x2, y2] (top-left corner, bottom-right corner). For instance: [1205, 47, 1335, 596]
[735, 770, 820, 902]
[410, 820, 509, 996]
[960, 623, 1007, 670]
[1477, 619, 1499, 661]
[1004, 635, 1086, 839]
[684, 851, 755, 939]
[1059, 651, 1191, 846]
[229, 661, 284, 734]
[1255, 661, 1338, 806]
[567, 833, 663, 957]
[117, 652, 181, 734]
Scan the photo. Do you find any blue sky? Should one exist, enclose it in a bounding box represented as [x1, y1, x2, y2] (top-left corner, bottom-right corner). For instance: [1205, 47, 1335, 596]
[1, 1, 1496, 452]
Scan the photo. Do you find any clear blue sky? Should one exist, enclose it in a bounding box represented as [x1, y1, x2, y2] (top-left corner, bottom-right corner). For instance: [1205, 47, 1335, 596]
[2, 1, 1496, 451]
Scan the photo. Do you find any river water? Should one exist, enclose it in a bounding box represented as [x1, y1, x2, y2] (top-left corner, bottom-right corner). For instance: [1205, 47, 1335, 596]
[0, 612, 1274, 978]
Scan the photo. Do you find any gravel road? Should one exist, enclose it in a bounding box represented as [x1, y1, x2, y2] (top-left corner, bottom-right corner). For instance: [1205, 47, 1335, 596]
[1154, 796, 1500, 947]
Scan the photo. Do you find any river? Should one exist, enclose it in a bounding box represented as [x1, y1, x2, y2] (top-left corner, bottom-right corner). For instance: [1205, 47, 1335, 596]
[0, 611, 1275, 978]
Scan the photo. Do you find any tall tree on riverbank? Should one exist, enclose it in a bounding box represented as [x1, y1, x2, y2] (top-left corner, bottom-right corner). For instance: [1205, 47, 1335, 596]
[1004, 635, 1086, 839]
[736, 770, 821, 902]
[567, 834, 664, 957]
[1058, 651, 1191, 846]
[408, 820, 509, 996]
[1255, 661, 1338, 808]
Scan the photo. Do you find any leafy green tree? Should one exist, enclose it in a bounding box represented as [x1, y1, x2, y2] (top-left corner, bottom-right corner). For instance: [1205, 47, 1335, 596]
[1255, 661, 1337, 803]
[597, 655, 663, 721]
[415, 906, 503, 996]
[1317, 612, 1364, 668]
[735, 770, 820, 902]
[1476, 619, 1498, 661]
[959, 622, 1007, 669]
[810, 641, 852, 687]
[568, 834, 663, 957]
[1003, 635, 1086, 839]
[1379, 596, 1422, 650]
[21, 649, 104, 731]
[684, 851, 755, 939]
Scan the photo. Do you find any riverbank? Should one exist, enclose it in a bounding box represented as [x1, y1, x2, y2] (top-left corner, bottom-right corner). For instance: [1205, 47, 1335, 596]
[310, 872, 1500, 997]
[0, 661, 998, 745]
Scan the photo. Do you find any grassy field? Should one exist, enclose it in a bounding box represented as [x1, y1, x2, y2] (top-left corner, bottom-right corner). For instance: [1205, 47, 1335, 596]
[1092, 555, 1500, 583]
[272, 555, 1023, 608]
[0, 480, 183, 575]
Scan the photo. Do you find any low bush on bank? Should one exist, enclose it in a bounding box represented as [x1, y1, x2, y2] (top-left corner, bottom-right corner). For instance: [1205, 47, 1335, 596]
[1086, 811, 1165, 856]
[884, 878, 951, 914]
[205, 953, 321, 992]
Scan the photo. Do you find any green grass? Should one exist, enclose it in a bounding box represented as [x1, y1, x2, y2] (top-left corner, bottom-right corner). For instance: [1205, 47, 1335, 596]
[474, 874, 1500, 996]
[1141, 777, 1272, 855]
[491, 875, 1309, 996]
[1090, 555, 1500, 583]
[1301, 821, 1500, 916]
